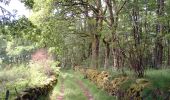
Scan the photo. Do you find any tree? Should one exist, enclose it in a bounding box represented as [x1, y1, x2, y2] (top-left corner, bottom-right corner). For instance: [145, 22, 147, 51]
[19, 0, 170, 77]
[153, 0, 165, 68]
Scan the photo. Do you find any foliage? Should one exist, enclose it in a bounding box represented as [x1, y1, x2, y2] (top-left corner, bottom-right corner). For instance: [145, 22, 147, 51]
[0, 65, 30, 99]
[0, 60, 59, 99]
[20, 0, 34, 9]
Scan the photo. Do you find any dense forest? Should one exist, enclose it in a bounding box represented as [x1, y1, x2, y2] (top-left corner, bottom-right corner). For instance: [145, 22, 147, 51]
[0, 0, 170, 100]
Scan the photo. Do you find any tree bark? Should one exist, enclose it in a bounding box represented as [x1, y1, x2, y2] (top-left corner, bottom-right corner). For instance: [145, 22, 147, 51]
[154, 0, 164, 68]
[91, 35, 99, 68]
[167, 21, 170, 65]
[103, 39, 110, 69]
[167, 40, 170, 65]
[130, 0, 144, 77]
[105, 0, 126, 70]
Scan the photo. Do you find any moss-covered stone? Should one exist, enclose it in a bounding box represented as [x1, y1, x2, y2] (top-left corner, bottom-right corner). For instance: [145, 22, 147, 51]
[14, 76, 58, 100]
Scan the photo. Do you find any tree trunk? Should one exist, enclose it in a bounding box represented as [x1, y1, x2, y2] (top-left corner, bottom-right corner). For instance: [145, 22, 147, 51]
[103, 40, 110, 69]
[131, 0, 144, 77]
[116, 48, 121, 69]
[112, 48, 118, 70]
[167, 41, 170, 65]
[91, 35, 99, 68]
[154, 0, 164, 68]
[167, 21, 170, 66]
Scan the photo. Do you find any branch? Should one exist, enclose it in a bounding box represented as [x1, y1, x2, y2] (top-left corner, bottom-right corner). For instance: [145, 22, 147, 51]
[105, 0, 114, 25]
[116, 0, 127, 15]
[56, 0, 99, 17]
[116, 36, 128, 59]
[103, 18, 111, 29]
[71, 30, 92, 37]
[0, 0, 11, 5]
[103, 5, 107, 15]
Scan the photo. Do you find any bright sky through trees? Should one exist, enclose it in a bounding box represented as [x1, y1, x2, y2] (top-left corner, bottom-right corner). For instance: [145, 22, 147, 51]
[0, 0, 30, 17]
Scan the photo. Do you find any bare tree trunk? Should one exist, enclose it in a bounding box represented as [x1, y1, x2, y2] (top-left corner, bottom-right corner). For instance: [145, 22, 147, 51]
[112, 48, 118, 70]
[103, 39, 110, 69]
[104, 0, 126, 70]
[91, 35, 99, 68]
[154, 30, 163, 68]
[90, 0, 102, 69]
[155, 40, 163, 68]
[116, 48, 122, 69]
[154, 0, 164, 68]
[167, 21, 170, 66]
[130, 0, 144, 77]
[167, 40, 170, 65]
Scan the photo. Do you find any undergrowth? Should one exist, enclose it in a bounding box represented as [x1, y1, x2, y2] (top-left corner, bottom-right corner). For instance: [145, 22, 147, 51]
[0, 61, 60, 99]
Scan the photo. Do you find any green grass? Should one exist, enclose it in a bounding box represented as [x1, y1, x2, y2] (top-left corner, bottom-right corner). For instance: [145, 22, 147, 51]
[145, 69, 170, 90]
[142, 69, 170, 99]
[68, 70, 116, 100]
[0, 62, 58, 99]
[81, 67, 170, 99]
[2, 64, 169, 100]
[42, 70, 116, 100]
[40, 68, 170, 99]
[63, 73, 86, 100]
[41, 70, 86, 100]
[0, 65, 30, 99]
[105, 68, 170, 99]
[103, 67, 170, 89]
[80, 77, 116, 100]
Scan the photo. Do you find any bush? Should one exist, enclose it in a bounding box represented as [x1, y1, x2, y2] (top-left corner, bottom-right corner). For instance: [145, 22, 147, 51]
[0, 65, 30, 99]
[0, 61, 59, 99]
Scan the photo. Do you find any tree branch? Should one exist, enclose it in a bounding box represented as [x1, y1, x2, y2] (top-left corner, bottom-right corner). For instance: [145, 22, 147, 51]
[116, 0, 127, 15]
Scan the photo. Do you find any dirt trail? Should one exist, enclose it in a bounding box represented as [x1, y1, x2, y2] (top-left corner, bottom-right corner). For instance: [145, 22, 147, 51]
[76, 79, 94, 100]
[48, 70, 114, 100]
[53, 72, 94, 100]
[56, 78, 65, 100]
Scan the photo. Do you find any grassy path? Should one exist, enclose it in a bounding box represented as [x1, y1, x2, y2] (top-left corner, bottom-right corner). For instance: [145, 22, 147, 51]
[42, 70, 115, 100]
[56, 78, 65, 100]
[76, 79, 94, 100]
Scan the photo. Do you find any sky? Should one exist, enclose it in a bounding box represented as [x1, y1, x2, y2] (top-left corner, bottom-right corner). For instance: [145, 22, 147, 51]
[0, 0, 31, 17]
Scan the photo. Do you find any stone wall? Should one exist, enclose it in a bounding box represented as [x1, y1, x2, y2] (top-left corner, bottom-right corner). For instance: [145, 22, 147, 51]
[15, 75, 58, 100]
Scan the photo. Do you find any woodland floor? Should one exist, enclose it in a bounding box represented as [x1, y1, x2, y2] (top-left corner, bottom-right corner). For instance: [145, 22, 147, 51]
[39, 70, 115, 100]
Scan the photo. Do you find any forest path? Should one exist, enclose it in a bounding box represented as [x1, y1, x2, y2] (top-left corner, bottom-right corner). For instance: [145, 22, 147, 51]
[50, 70, 91, 100]
[40, 70, 115, 100]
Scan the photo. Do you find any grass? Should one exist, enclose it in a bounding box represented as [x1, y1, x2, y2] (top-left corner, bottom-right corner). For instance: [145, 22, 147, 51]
[0, 65, 30, 99]
[0, 62, 58, 99]
[65, 70, 116, 100]
[42, 70, 86, 100]
[141, 69, 170, 99]
[42, 70, 116, 100]
[106, 68, 170, 99]
[1, 63, 170, 100]
[79, 76, 116, 100]
[63, 73, 86, 100]
[103, 67, 170, 89]
[40, 68, 170, 99]
[78, 67, 170, 99]
[145, 69, 170, 90]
